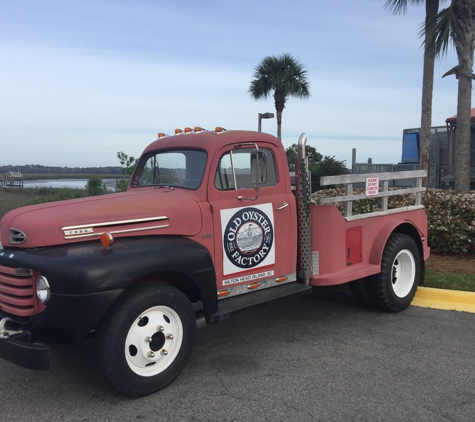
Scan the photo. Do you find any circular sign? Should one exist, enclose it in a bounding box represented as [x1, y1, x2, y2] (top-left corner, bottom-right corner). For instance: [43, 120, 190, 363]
[223, 207, 274, 269]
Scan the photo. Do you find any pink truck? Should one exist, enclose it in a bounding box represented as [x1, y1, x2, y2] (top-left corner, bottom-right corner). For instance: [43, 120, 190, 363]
[0, 128, 429, 397]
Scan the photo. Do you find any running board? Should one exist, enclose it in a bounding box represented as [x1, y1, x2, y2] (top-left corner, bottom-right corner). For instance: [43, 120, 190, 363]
[209, 282, 312, 324]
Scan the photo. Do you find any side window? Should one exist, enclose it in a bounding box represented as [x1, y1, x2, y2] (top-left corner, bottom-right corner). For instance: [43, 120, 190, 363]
[215, 148, 277, 190]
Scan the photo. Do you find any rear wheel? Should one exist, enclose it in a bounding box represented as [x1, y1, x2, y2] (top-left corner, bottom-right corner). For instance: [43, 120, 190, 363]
[95, 282, 195, 397]
[369, 233, 420, 312]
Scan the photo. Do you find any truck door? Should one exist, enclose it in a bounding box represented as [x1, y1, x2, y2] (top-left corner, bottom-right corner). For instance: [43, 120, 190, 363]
[209, 143, 297, 291]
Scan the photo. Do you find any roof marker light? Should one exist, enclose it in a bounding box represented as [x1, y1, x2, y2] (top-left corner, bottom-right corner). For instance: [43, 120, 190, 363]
[194, 126, 207, 133]
[175, 129, 183, 135]
[158, 133, 169, 139]
[215, 127, 227, 134]
[184, 127, 194, 134]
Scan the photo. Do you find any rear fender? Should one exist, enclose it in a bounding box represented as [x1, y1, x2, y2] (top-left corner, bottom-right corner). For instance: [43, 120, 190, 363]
[369, 221, 425, 282]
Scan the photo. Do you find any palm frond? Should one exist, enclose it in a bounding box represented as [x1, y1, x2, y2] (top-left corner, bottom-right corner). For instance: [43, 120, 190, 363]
[384, 0, 424, 15]
[249, 53, 311, 101]
[420, 5, 457, 57]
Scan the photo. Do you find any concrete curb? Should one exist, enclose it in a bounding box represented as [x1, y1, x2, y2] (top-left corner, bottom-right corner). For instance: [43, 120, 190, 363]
[412, 286, 475, 313]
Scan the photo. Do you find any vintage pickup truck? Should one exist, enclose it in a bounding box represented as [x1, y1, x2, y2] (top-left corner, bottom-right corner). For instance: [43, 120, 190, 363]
[0, 127, 429, 397]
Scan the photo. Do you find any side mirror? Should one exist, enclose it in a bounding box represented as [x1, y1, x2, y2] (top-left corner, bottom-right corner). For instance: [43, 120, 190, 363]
[251, 150, 267, 185]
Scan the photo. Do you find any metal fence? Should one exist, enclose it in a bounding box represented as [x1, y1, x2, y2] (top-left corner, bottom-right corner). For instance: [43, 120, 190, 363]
[320, 170, 426, 219]
[353, 126, 475, 190]
[352, 163, 419, 188]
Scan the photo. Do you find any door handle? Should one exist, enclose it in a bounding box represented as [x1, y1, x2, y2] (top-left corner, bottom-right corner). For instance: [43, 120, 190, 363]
[276, 202, 289, 211]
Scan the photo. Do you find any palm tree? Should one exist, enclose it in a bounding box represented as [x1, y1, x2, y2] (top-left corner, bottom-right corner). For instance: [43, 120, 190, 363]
[427, 0, 475, 193]
[249, 54, 310, 141]
[384, 0, 445, 188]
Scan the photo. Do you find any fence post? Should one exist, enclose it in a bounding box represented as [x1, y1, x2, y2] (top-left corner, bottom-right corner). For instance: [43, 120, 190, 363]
[416, 176, 422, 206]
[345, 183, 353, 217]
[381, 180, 389, 211]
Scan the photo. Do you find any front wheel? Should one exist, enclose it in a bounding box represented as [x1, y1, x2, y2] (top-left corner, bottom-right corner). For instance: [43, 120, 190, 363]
[368, 233, 420, 313]
[95, 282, 196, 397]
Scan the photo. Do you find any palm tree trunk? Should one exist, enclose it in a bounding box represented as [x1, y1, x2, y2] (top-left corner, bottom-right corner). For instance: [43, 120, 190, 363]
[454, 75, 472, 193]
[453, 75, 473, 194]
[276, 110, 283, 141]
[419, 0, 439, 188]
[453, 0, 475, 194]
[274, 91, 286, 141]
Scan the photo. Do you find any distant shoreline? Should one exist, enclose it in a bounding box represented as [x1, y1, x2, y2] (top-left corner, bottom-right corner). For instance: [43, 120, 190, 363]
[17, 173, 121, 181]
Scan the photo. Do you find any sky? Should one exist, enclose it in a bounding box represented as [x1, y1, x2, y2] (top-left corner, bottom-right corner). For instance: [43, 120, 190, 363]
[0, 0, 470, 168]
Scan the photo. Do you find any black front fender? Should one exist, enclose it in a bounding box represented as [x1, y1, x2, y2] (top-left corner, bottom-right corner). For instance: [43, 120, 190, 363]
[1, 236, 218, 338]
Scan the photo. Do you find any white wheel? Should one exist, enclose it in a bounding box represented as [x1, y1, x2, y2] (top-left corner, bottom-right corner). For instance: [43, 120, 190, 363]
[390, 249, 416, 298]
[96, 282, 195, 397]
[125, 306, 184, 377]
[369, 233, 421, 312]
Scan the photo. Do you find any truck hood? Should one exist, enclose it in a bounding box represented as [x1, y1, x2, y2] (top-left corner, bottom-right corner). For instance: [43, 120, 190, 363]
[0, 190, 203, 248]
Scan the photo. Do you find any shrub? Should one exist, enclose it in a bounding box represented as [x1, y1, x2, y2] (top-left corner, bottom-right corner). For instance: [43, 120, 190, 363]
[27, 188, 84, 205]
[312, 188, 475, 256]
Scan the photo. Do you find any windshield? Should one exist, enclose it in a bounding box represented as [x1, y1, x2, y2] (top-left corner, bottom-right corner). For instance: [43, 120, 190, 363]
[131, 149, 207, 190]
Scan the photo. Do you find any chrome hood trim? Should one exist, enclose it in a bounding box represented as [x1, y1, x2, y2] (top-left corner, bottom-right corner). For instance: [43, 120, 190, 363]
[62, 216, 169, 240]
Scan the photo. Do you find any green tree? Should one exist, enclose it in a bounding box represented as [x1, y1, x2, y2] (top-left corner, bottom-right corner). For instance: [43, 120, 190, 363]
[425, 0, 475, 193]
[249, 54, 310, 140]
[285, 143, 322, 172]
[384, 0, 447, 188]
[115, 151, 138, 192]
[86, 175, 107, 196]
[285, 144, 347, 191]
[312, 156, 348, 191]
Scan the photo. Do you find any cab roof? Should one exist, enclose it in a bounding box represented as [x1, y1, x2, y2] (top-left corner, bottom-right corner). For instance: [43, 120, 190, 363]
[142, 130, 281, 157]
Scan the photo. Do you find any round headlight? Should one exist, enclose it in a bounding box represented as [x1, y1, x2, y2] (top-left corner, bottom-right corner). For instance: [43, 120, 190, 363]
[36, 276, 50, 304]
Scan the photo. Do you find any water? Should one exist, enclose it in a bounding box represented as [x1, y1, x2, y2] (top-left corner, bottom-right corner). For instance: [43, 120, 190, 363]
[22, 178, 119, 191]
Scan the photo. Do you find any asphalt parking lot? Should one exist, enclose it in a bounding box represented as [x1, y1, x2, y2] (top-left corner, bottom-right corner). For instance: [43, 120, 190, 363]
[1, 289, 474, 422]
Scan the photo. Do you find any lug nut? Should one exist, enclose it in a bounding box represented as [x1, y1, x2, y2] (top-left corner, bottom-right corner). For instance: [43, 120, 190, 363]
[166, 334, 174, 340]
[145, 336, 152, 343]
[148, 351, 155, 358]
[161, 349, 168, 356]
[157, 325, 164, 332]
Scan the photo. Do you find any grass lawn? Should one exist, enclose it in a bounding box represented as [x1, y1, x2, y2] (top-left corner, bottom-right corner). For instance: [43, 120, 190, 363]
[0, 188, 39, 219]
[424, 254, 475, 292]
[424, 270, 475, 293]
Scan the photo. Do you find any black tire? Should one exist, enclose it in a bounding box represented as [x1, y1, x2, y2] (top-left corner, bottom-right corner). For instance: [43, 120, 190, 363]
[95, 282, 196, 397]
[350, 278, 376, 308]
[368, 233, 420, 313]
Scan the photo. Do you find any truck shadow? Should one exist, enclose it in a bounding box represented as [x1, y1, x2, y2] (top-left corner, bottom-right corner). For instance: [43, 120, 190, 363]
[38, 288, 370, 398]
